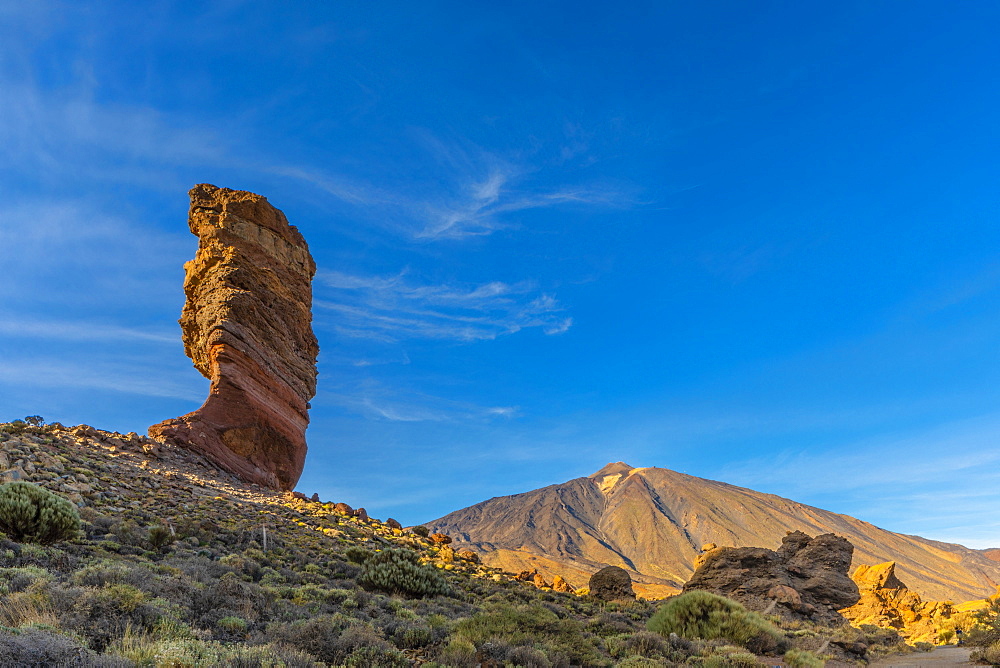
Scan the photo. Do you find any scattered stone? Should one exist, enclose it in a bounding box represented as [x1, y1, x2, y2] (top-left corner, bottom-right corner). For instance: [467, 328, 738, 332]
[429, 533, 452, 545]
[334, 502, 354, 515]
[354, 507, 369, 522]
[385, 517, 402, 531]
[456, 549, 479, 564]
[0, 466, 28, 482]
[589, 565, 636, 602]
[552, 575, 573, 593]
[73, 425, 99, 439]
[149, 184, 320, 491]
[310, 492, 320, 503]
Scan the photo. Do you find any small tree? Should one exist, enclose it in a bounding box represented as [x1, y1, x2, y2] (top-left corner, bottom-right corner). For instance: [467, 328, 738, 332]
[0, 482, 81, 544]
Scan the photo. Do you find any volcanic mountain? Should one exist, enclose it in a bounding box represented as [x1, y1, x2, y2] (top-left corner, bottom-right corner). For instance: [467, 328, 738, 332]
[428, 462, 1000, 602]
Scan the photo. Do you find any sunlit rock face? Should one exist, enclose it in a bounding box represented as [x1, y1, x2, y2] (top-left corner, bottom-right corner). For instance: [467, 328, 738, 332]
[840, 561, 957, 643]
[150, 184, 319, 490]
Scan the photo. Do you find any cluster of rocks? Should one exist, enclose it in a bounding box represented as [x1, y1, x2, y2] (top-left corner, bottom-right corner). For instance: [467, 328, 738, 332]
[683, 530, 861, 624]
[840, 561, 959, 642]
[512, 568, 575, 593]
[0, 425, 204, 509]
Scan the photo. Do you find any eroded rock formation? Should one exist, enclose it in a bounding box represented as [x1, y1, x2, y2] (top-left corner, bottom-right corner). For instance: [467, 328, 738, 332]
[150, 184, 318, 490]
[683, 531, 860, 623]
[840, 562, 957, 642]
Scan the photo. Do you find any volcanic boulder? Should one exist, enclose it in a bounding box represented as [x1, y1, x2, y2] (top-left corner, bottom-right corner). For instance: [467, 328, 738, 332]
[589, 565, 636, 601]
[150, 184, 319, 490]
[683, 531, 860, 623]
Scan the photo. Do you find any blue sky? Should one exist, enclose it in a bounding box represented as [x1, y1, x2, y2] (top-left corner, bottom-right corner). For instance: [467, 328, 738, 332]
[2, 1, 999, 547]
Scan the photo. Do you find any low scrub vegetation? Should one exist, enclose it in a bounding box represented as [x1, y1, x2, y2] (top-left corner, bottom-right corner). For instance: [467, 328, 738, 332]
[0, 418, 936, 666]
[0, 481, 81, 544]
[647, 590, 784, 654]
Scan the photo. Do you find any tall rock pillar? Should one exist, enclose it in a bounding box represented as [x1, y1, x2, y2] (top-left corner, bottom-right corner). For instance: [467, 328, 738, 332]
[150, 184, 319, 490]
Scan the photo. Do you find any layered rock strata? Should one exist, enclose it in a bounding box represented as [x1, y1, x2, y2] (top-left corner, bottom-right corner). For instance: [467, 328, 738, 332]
[683, 531, 860, 623]
[150, 184, 319, 490]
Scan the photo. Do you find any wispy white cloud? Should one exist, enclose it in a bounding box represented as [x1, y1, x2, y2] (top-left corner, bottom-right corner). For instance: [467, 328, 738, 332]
[0, 315, 174, 344]
[272, 137, 635, 240]
[0, 79, 228, 188]
[0, 33, 634, 243]
[0, 199, 189, 306]
[319, 379, 518, 423]
[0, 359, 202, 402]
[412, 150, 634, 239]
[315, 270, 572, 342]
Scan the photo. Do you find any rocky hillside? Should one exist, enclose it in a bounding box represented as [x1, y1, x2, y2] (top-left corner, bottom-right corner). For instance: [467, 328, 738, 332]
[429, 462, 1000, 602]
[2, 420, 920, 666]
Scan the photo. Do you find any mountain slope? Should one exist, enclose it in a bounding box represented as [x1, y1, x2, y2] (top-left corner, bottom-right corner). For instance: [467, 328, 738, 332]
[429, 462, 1000, 601]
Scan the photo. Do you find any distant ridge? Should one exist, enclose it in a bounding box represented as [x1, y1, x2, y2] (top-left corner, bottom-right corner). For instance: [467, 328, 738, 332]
[429, 463, 1000, 601]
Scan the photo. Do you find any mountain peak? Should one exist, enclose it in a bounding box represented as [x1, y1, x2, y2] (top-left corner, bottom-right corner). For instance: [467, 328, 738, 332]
[588, 461, 636, 478]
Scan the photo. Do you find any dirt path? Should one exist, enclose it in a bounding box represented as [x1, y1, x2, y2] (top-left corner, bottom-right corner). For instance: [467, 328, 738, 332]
[869, 646, 974, 667]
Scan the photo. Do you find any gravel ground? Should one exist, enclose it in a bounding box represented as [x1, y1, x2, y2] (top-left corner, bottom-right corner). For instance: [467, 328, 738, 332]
[869, 645, 973, 667]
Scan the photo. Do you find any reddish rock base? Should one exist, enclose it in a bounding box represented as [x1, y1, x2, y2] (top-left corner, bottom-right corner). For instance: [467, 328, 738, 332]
[150, 344, 308, 490]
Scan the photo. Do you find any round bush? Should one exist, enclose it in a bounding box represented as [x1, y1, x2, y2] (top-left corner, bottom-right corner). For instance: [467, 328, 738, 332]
[784, 648, 825, 668]
[0, 482, 81, 544]
[648, 591, 782, 654]
[359, 548, 452, 598]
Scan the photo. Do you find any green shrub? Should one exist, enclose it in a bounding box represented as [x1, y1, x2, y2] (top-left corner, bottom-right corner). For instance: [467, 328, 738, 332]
[436, 638, 477, 667]
[344, 546, 371, 564]
[359, 548, 452, 598]
[411, 525, 430, 537]
[968, 601, 1000, 647]
[972, 640, 1000, 666]
[265, 614, 402, 666]
[392, 623, 433, 649]
[0, 420, 27, 436]
[108, 630, 319, 667]
[217, 615, 248, 633]
[148, 526, 174, 551]
[784, 648, 825, 667]
[453, 603, 606, 666]
[616, 658, 667, 668]
[0, 483, 80, 545]
[0, 626, 102, 666]
[647, 591, 782, 654]
[622, 630, 670, 658]
[344, 643, 410, 667]
[703, 651, 766, 667]
[62, 583, 166, 651]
